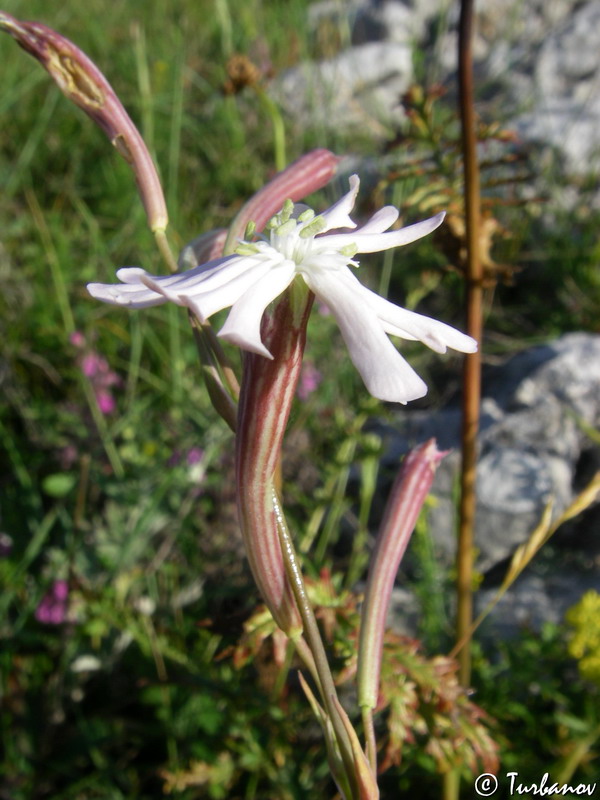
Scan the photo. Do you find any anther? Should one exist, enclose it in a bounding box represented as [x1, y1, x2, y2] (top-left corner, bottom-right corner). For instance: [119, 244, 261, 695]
[298, 208, 315, 223]
[299, 215, 326, 239]
[275, 219, 297, 237]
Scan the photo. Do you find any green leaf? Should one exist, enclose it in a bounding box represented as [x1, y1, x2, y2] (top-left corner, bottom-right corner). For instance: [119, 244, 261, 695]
[42, 473, 77, 498]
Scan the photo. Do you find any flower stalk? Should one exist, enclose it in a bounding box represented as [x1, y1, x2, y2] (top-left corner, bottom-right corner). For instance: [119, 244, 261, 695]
[456, 0, 483, 689]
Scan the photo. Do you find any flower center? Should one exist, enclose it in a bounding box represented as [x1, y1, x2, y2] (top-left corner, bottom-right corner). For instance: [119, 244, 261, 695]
[235, 199, 358, 271]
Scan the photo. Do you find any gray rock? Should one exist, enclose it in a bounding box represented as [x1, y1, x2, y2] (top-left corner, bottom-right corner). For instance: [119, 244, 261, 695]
[273, 41, 413, 134]
[377, 333, 600, 573]
[475, 570, 600, 639]
[387, 570, 600, 641]
[282, 0, 600, 179]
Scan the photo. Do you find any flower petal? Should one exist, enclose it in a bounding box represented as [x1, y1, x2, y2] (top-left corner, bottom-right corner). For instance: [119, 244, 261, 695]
[364, 289, 478, 354]
[320, 174, 359, 232]
[321, 211, 446, 253]
[329, 268, 477, 354]
[304, 267, 428, 403]
[87, 276, 167, 308]
[135, 258, 277, 323]
[356, 205, 399, 234]
[218, 262, 297, 357]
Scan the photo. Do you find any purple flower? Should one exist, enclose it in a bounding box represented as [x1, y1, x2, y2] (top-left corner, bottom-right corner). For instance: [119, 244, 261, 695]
[296, 362, 322, 400]
[75, 348, 120, 415]
[0, 532, 13, 558]
[81, 352, 105, 378]
[35, 580, 69, 625]
[95, 389, 116, 415]
[69, 330, 86, 348]
[186, 447, 204, 466]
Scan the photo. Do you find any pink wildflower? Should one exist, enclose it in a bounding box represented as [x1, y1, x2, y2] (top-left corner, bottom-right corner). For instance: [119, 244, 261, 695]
[35, 580, 69, 625]
[297, 362, 322, 400]
[69, 330, 86, 348]
[186, 447, 204, 466]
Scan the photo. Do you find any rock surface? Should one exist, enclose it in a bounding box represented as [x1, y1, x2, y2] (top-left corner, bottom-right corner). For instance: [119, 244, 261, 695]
[274, 0, 600, 177]
[377, 332, 600, 634]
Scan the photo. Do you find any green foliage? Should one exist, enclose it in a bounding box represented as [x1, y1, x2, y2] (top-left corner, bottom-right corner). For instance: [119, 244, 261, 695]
[471, 622, 600, 787]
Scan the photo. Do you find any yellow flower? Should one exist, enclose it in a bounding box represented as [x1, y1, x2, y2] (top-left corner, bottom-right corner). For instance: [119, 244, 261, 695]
[566, 590, 600, 685]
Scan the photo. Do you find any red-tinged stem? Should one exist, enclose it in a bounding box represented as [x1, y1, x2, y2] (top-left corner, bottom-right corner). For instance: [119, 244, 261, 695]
[357, 440, 444, 770]
[224, 149, 340, 254]
[457, 0, 483, 689]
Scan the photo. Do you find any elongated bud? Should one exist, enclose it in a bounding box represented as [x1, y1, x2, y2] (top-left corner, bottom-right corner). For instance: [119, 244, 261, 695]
[357, 439, 446, 711]
[224, 148, 340, 253]
[0, 12, 168, 233]
[235, 284, 314, 634]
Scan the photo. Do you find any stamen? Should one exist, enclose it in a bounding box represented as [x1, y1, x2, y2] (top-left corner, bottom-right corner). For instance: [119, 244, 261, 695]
[275, 218, 297, 237]
[278, 198, 294, 224]
[235, 243, 261, 255]
[298, 208, 315, 223]
[244, 220, 256, 240]
[299, 215, 326, 239]
[340, 242, 359, 257]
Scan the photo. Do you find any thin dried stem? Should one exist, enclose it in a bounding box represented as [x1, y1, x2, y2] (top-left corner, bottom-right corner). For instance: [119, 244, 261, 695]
[456, 0, 483, 688]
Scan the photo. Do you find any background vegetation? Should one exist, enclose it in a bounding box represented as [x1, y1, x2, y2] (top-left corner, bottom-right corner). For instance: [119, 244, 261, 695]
[1, 1, 598, 798]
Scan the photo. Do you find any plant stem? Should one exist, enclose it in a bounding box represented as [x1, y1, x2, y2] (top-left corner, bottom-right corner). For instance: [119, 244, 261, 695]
[272, 490, 358, 795]
[254, 85, 286, 173]
[456, 0, 483, 689]
[154, 228, 179, 274]
[362, 706, 377, 772]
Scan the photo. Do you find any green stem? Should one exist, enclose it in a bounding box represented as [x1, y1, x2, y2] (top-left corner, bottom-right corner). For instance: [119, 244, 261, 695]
[361, 706, 377, 773]
[154, 228, 179, 274]
[272, 490, 358, 798]
[254, 85, 286, 172]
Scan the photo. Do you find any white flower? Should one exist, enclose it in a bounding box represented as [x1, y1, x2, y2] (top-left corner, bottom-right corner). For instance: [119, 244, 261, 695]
[88, 175, 477, 403]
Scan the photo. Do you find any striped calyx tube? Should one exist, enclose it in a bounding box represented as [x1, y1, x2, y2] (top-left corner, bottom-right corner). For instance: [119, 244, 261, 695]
[234, 280, 314, 635]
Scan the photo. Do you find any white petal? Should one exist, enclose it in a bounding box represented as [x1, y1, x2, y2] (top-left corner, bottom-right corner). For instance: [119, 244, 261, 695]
[87, 277, 167, 308]
[117, 266, 153, 285]
[304, 267, 428, 403]
[321, 211, 446, 253]
[364, 288, 478, 354]
[355, 206, 399, 234]
[320, 174, 360, 232]
[119, 253, 261, 297]
[330, 268, 477, 354]
[140, 259, 276, 323]
[218, 263, 296, 357]
[88, 256, 249, 310]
